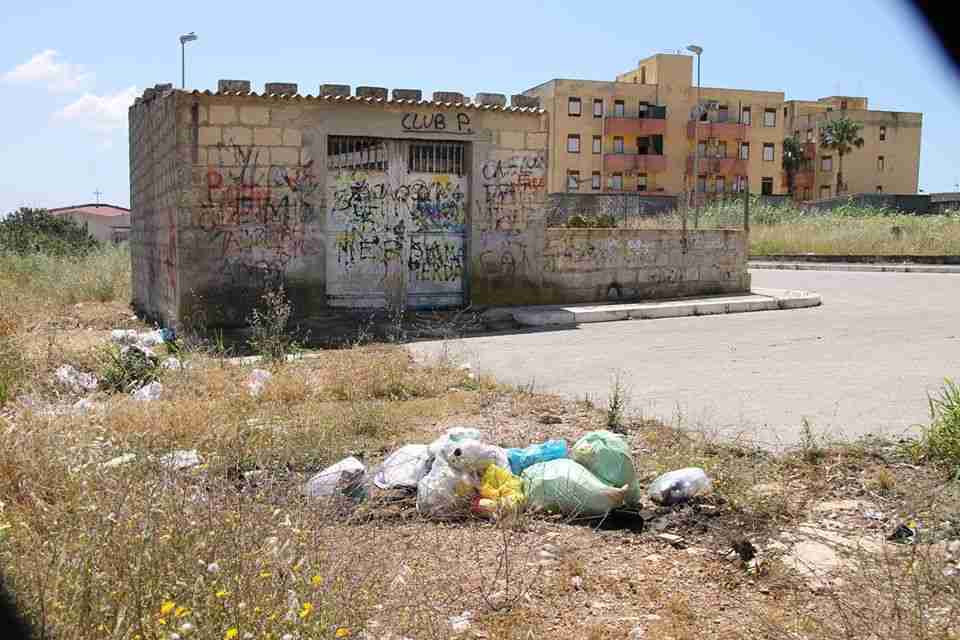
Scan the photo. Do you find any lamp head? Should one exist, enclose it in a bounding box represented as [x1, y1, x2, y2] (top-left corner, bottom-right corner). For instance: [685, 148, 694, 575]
[686, 45, 703, 55]
[180, 32, 198, 44]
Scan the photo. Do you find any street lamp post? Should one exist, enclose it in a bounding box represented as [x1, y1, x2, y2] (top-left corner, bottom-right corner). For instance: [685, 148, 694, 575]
[180, 32, 198, 89]
[686, 45, 703, 227]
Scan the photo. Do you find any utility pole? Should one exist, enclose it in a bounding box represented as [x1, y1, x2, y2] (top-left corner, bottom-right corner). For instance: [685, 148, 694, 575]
[686, 45, 703, 228]
[94, 189, 102, 206]
[180, 32, 198, 89]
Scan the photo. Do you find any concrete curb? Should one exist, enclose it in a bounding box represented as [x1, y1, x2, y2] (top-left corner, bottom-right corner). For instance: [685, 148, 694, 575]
[750, 261, 960, 274]
[509, 289, 821, 327]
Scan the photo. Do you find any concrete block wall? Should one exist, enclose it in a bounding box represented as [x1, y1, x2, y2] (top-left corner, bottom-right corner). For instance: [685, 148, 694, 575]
[540, 228, 750, 303]
[546, 193, 678, 226]
[129, 88, 181, 325]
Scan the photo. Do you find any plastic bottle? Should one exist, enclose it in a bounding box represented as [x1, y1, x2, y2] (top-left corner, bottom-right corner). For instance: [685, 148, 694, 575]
[647, 467, 712, 506]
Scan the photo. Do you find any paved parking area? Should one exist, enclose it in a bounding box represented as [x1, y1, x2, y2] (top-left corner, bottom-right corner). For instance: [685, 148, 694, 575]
[412, 270, 960, 445]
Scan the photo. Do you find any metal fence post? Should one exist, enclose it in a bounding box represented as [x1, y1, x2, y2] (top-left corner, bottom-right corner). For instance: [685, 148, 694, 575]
[743, 187, 750, 232]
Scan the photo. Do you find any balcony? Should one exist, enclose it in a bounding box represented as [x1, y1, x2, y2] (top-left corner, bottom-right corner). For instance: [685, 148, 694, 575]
[802, 142, 816, 160]
[604, 153, 667, 173]
[686, 119, 749, 140]
[782, 170, 815, 190]
[604, 116, 667, 136]
[685, 154, 747, 176]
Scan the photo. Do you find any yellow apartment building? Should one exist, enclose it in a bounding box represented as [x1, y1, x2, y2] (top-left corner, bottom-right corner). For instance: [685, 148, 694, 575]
[525, 53, 921, 201]
[784, 97, 922, 200]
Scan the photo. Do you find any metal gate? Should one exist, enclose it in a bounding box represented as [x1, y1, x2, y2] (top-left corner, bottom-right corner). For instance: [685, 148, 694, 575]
[326, 136, 467, 309]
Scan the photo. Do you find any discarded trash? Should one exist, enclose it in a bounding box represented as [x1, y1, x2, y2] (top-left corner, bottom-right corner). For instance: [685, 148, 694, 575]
[647, 467, 712, 506]
[245, 369, 272, 397]
[655, 533, 687, 548]
[732, 538, 757, 562]
[111, 328, 171, 348]
[161, 357, 183, 370]
[887, 521, 918, 544]
[55, 364, 99, 393]
[507, 439, 567, 476]
[522, 459, 628, 516]
[132, 381, 163, 402]
[304, 456, 367, 501]
[458, 362, 476, 380]
[160, 449, 202, 470]
[442, 439, 509, 472]
[472, 464, 524, 517]
[101, 453, 137, 468]
[373, 444, 432, 490]
[448, 611, 473, 634]
[110, 329, 139, 345]
[416, 456, 477, 519]
[572, 430, 641, 505]
[72, 397, 97, 413]
[427, 427, 482, 460]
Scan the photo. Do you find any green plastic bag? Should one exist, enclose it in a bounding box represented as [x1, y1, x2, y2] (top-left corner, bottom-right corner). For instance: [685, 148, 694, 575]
[571, 430, 641, 506]
[522, 459, 628, 516]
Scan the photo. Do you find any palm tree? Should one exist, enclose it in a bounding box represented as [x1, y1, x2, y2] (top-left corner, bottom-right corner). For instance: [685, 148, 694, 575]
[782, 135, 804, 198]
[819, 116, 864, 195]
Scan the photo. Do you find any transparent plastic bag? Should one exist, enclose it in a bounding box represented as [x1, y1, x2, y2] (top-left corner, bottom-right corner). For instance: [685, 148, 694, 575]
[647, 467, 711, 506]
[427, 427, 483, 460]
[304, 456, 368, 501]
[443, 439, 509, 472]
[416, 456, 478, 519]
[373, 444, 432, 490]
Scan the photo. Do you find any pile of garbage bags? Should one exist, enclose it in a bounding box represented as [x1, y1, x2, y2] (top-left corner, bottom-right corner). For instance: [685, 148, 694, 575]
[304, 427, 711, 520]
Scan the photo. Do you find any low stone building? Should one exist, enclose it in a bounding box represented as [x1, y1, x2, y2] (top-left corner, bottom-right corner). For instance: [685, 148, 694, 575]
[49, 203, 130, 244]
[129, 81, 749, 328]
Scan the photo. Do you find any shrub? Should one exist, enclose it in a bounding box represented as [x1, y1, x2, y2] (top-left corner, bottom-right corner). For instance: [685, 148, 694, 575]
[565, 214, 618, 228]
[0, 207, 100, 256]
[247, 285, 303, 362]
[97, 345, 161, 393]
[916, 379, 960, 471]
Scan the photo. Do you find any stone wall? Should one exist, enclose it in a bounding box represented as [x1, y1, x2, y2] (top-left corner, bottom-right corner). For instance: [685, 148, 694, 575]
[546, 193, 677, 226]
[801, 193, 931, 214]
[539, 228, 750, 303]
[129, 87, 181, 325]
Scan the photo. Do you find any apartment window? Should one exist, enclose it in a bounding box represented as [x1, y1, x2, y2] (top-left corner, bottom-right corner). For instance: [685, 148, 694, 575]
[592, 171, 601, 190]
[821, 155, 833, 171]
[697, 141, 707, 157]
[568, 97, 581, 116]
[567, 134, 581, 153]
[718, 105, 729, 122]
[637, 173, 648, 192]
[610, 173, 623, 190]
[592, 135, 601, 154]
[593, 98, 603, 118]
[763, 143, 775, 162]
[806, 128, 813, 142]
[739, 142, 750, 160]
[638, 136, 650, 155]
[877, 155, 885, 171]
[841, 100, 848, 110]
[783, 106, 788, 118]
[732, 175, 747, 193]
[880, 126, 887, 141]
[820, 185, 831, 199]
[614, 100, 625, 117]
[763, 108, 776, 127]
[697, 175, 707, 193]
[716, 176, 725, 193]
[794, 129, 800, 139]
[613, 136, 624, 153]
[741, 106, 751, 125]
[639, 101, 649, 118]
[567, 170, 580, 191]
[761, 177, 774, 195]
[640, 66, 647, 84]
[717, 141, 727, 158]
[876, 185, 883, 193]
[826, 107, 833, 112]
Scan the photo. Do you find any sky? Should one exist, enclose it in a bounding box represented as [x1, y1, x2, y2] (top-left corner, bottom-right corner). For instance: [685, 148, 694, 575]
[1, 0, 958, 213]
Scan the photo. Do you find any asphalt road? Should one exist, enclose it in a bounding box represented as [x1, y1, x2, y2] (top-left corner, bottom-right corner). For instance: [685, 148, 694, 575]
[411, 270, 960, 446]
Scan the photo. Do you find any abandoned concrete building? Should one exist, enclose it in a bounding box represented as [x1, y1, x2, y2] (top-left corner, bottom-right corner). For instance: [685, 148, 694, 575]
[129, 81, 749, 328]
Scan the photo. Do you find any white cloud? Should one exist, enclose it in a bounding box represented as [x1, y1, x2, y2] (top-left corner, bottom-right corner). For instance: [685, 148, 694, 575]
[2, 49, 94, 92]
[55, 86, 138, 133]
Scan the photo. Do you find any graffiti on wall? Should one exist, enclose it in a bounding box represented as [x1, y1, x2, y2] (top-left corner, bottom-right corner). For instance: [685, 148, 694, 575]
[401, 112, 473, 135]
[477, 230, 530, 278]
[544, 235, 658, 273]
[478, 153, 546, 230]
[330, 171, 466, 283]
[200, 143, 321, 283]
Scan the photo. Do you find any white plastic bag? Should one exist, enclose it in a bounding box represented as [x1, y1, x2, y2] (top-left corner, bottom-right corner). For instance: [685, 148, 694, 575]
[443, 439, 509, 472]
[647, 467, 712, 506]
[416, 456, 478, 519]
[132, 381, 163, 402]
[245, 368, 272, 397]
[427, 427, 482, 460]
[373, 444, 432, 490]
[55, 364, 98, 393]
[303, 456, 367, 500]
[160, 449, 202, 470]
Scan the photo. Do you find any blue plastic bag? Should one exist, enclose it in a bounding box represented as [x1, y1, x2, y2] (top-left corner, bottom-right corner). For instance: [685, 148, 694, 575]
[507, 439, 567, 476]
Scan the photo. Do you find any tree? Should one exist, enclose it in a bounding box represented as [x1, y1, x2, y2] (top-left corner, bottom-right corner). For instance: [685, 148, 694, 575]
[782, 135, 804, 198]
[819, 116, 864, 195]
[0, 207, 100, 256]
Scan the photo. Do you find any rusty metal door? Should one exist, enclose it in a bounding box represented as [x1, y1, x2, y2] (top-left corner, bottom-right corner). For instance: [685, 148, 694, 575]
[326, 136, 467, 309]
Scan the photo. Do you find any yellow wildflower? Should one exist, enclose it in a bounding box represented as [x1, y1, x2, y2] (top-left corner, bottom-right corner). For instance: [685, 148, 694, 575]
[259, 571, 272, 578]
[160, 600, 176, 616]
[175, 606, 190, 618]
[157, 618, 167, 626]
[215, 589, 230, 599]
[310, 574, 322, 587]
[225, 627, 238, 639]
[335, 628, 352, 638]
[299, 602, 314, 619]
